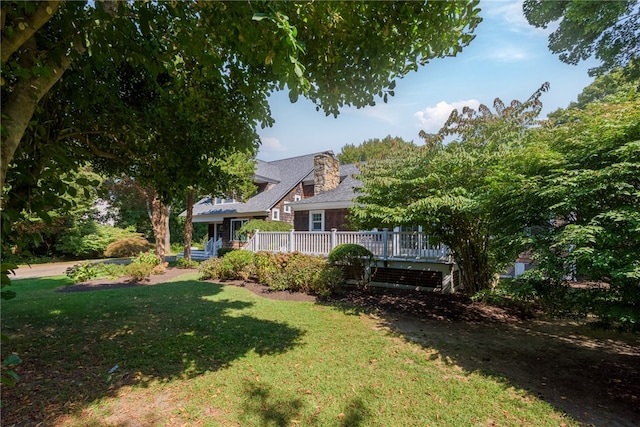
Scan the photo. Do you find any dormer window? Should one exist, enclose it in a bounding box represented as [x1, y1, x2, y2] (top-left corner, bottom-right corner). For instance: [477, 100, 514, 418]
[214, 197, 237, 205]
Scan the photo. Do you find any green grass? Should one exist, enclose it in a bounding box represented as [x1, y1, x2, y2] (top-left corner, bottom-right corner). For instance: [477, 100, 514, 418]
[1, 274, 576, 426]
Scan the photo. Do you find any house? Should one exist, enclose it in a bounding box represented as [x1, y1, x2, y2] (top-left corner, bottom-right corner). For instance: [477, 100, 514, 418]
[189, 151, 359, 249]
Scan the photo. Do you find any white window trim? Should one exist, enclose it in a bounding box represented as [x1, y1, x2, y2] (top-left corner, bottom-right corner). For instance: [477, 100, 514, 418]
[271, 208, 280, 221]
[283, 203, 291, 214]
[293, 194, 302, 201]
[309, 210, 325, 232]
[230, 219, 248, 241]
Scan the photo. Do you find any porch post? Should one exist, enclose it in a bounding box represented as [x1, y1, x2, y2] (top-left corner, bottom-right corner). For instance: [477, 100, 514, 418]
[331, 228, 337, 251]
[289, 229, 295, 253]
[382, 228, 389, 260]
[254, 230, 260, 253]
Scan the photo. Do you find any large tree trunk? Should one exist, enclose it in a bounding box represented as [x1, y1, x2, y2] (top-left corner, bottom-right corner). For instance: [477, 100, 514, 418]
[150, 196, 169, 262]
[0, 37, 71, 198]
[183, 189, 195, 261]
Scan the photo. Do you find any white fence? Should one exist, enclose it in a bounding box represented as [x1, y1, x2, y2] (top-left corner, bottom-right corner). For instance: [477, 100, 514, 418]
[244, 229, 450, 261]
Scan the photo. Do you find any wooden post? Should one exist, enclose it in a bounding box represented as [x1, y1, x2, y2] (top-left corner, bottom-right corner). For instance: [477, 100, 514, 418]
[382, 228, 389, 260]
[289, 229, 295, 252]
[331, 228, 337, 251]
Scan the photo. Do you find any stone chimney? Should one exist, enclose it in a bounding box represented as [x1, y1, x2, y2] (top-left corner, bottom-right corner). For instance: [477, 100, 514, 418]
[314, 152, 340, 195]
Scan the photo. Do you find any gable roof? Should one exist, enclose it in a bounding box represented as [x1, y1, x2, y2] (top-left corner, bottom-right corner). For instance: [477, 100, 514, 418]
[190, 152, 329, 219]
[289, 163, 361, 210]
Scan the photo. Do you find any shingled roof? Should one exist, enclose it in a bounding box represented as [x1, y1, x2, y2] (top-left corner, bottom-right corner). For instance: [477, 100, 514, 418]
[190, 152, 328, 218]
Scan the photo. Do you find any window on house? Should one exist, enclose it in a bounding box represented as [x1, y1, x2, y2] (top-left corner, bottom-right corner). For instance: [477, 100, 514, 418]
[230, 219, 248, 241]
[214, 197, 237, 205]
[310, 211, 324, 232]
[272, 208, 280, 221]
[294, 194, 302, 201]
[283, 203, 291, 214]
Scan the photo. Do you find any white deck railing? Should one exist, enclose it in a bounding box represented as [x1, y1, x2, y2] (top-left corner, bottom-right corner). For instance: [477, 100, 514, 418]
[244, 229, 450, 262]
[205, 237, 223, 257]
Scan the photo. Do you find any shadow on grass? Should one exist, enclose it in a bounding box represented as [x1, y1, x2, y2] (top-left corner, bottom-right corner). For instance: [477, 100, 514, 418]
[332, 288, 640, 427]
[1, 278, 304, 425]
[239, 381, 372, 427]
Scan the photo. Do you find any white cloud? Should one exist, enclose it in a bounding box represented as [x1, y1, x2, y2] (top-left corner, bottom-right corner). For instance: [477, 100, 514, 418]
[414, 99, 481, 133]
[486, 45, 529, 62]
[484, 0, 556, 36]
[260, 136, 287, 152]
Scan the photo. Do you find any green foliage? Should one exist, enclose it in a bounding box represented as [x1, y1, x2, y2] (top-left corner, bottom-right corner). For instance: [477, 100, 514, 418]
[199, 250, 254, 281]
[236, 219, 292, 238]
[523, 0, 639, 76]
[65, 262, 100, 284]
[55, 222, 141, 259]
[1, 262, 18, 301]
[519, 93, 640, 327]
[176, 257, 199, 269]
[124, 262, 154, 282]
[217, 248, 236, 258]
[132, 251, 162, 267]
[352, 85, 550, 293]
[268, 253, 342, 297]
[1, 351, 22, 389]
[200, 251, 343, 297]
[338, 136, 417, 164]
[328, 244, 374, 285]
[104, 237, 153, 258]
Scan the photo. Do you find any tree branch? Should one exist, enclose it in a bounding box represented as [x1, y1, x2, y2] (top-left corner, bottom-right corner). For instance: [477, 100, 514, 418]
[1, 0, 61, 64]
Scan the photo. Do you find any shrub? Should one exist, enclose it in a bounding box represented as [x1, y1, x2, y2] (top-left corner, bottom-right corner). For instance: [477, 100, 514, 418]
[132, 251, 162, 267]
[125, 262, 154, 282]
[217, 247, 235, 258]
[328, 244, 374, 285]
[236, 219, 292, 239]
[96, 262, 127, 279]
[176, 257, 199, 268]
[56, 221, 142, 259]
[199, 250, 254, 281]
[104, 237, 153, 258]
[265, 252, 343, 297]
[199, 257, 224, 280]
[65, 262, 100, 283]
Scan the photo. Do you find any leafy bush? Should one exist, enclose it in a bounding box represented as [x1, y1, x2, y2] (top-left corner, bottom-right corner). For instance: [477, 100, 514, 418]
[65, 262, 100, 283]
[132, 251, 162, 267]
[125, 262, 154, 282]
[199, 257, 224, 280]
[199, 250, 254, 281]
[266, 252, 344, 296]
[96, 263, 127, 279]
[217, 247, 236, 258]
[237, 219, 292, 238]
[176, 257, 199, 268]
[328, 244, 374, 285]
[56, 221, 142, 259]
[201, 250, 344, 297]
[104, 237, 152, 258]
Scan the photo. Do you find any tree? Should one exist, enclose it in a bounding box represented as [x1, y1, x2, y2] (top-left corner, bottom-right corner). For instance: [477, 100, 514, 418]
[521, 86, 640, 326]
[523, 0, 640, 76]
[351, 85, 549, 293]
[1, 0, 483, 195]
[337, 136, 417, 164]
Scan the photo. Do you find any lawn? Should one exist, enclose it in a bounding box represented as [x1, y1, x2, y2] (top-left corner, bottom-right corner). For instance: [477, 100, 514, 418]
[2, 273, 576, 426]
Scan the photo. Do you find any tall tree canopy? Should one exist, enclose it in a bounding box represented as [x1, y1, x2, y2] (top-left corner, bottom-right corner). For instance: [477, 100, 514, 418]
[1, 0, 482, 194]
[351, 85, 550, 293]
[338, 136, 417, 164]
[523, 0, 639, 76]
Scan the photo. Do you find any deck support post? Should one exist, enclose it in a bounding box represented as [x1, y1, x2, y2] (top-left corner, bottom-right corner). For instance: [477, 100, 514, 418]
[289, 229, 295, 252]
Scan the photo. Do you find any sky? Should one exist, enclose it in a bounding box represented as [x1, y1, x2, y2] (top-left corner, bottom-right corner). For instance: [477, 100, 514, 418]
[256, 0, 599, 161]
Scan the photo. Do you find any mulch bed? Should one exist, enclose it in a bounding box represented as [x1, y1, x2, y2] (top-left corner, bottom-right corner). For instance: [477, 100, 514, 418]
[59, 268, 522, 323]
